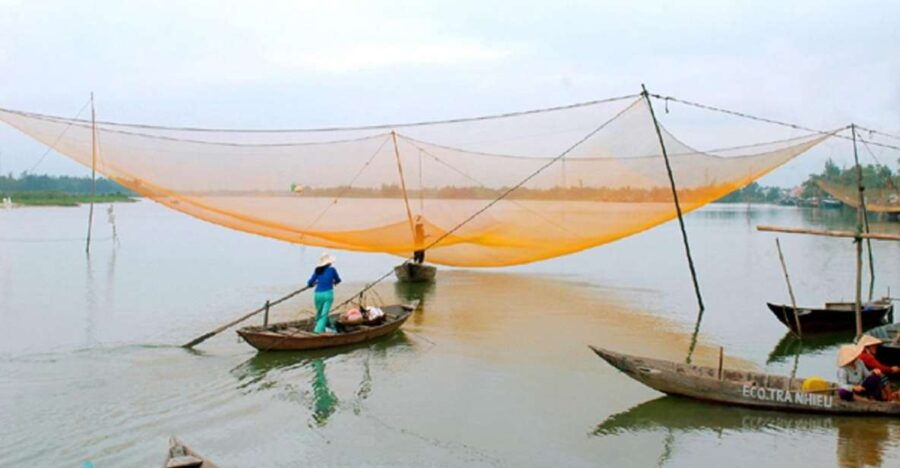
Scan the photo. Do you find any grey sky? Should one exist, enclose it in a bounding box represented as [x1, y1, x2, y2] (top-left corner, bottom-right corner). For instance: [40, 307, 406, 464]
[1, 0, 898, 185]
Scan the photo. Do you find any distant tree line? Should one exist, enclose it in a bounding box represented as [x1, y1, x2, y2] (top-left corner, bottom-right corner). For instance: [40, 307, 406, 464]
[0, 173, 135, 195]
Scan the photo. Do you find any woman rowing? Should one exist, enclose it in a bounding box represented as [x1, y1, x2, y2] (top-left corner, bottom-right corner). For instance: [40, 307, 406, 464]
[307, 253, 342, 334]
[836, 344, 898, 402]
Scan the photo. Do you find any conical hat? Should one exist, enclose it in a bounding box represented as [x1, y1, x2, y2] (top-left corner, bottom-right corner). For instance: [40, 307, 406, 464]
[317, 252, 336, 267]
[857, 335, 883, 348]
[837, 344, 863, 367]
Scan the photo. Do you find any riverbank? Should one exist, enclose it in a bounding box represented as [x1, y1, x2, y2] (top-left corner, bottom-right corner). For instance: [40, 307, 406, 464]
[2, 192, 136, 207]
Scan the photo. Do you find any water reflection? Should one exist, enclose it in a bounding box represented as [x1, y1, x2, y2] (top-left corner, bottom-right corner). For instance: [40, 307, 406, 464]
[230, 334, 414, 426]
[594, 396, 899, 467]
[309, 358, 337, 426]
[766, 330, 854, 365]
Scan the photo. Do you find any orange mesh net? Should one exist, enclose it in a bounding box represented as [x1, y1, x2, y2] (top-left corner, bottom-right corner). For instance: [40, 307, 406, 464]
[0, 97, 830, 266]
[818, 180, 900, 213]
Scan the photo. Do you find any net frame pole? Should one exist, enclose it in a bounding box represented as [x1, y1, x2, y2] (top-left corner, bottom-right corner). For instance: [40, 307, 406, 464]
[642, 84, 706, 363]
[85, 92, 97, 254]
[390, 130, 416, 240]
[851, 124, 865, 338]
[641, 86, 706, 311]
[850, 124, 876, 302]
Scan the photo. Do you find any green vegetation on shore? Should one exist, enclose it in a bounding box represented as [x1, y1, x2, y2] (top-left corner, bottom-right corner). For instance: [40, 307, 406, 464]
[1, 174, 136, 207]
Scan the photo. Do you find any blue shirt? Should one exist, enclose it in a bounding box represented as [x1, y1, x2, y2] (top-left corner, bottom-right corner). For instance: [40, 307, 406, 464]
[307, 265, 341, 292]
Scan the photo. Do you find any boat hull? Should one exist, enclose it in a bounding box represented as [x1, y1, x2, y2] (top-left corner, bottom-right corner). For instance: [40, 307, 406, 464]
[590, 346, 900, 415]
[767, 301, 892, 333]
[394, 263, 436, 283]
[237, 303, 416, 351]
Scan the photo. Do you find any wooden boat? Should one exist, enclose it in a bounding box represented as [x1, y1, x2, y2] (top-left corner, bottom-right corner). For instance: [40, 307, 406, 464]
[866, 322, 900, 366]
[766, 299, 892, 333]
[394, 262, 436, 283]
[237, 301, 418, 351]
[164, 437, 217, 468]
[589, 346, 900, 415]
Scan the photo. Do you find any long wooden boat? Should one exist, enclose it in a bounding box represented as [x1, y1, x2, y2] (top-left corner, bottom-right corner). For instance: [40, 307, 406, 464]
[164, 437, 217, 468]
[767, 299, 892, 333]
[394, 263, 437, 283]
[237, 301, 418, 351]
[589, 346, 900, 415]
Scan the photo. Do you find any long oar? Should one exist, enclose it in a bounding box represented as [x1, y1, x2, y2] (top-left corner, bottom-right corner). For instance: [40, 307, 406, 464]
[182, 285, 311, 348]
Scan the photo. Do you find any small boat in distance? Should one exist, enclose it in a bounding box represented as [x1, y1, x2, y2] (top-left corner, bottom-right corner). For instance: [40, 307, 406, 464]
[590, 346, 900, 415]
[766, 299, 893, 333]
[237, 301, 418, 351]
[394, 263, 437, 283]
[164, 437, 217, 468]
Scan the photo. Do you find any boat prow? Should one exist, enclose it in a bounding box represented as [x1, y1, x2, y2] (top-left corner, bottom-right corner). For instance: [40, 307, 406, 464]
[165, 437, 217, 468]
[589, 346, 900, 415]
[394, 263, 437, 283]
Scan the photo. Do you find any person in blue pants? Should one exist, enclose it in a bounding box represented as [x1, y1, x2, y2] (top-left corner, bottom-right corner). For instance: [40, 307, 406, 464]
[307, 253, 342, 333]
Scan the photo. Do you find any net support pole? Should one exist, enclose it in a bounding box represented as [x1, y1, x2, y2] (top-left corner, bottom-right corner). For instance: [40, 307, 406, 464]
[775, 237, 802, 338]
[850, 124, 876, 301]
[851, 124, 865, 338]
[390, 130, 416, 244]
[85, 92, 97, 254]
[641, 84, 706, 363]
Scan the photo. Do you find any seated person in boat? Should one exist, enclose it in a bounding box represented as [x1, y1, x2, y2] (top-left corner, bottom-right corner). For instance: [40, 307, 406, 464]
[307, 253, 341, 334]
[857, 335, 900, 375]
[836, 344, 898, 402]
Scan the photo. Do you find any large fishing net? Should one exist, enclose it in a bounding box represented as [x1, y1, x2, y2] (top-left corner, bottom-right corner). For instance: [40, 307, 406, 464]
[0, 96, 830, 266]
[818, 180, 900, 213]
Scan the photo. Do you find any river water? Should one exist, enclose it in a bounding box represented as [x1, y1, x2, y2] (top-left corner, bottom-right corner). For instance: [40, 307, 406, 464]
[1, 200, 899, 467]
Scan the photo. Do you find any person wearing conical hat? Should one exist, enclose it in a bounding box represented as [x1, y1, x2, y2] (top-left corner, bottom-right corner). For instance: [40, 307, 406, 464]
[307, 253, 342, 334]
[857, 335, 900, 375]
[836, 344, 897, 402]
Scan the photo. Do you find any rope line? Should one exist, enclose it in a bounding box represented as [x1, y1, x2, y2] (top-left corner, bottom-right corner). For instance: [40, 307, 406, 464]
[651, 94, 900, 153]
[0, 94, 639, 133]
[23, 99, 91, 173]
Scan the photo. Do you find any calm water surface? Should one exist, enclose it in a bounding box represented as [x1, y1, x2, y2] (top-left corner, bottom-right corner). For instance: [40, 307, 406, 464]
[1, 200, 899, 467]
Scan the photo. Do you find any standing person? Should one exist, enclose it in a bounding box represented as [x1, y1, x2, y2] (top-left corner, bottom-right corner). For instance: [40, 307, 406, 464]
[307, 253, 341, 334]
[413, 215, 427, 264]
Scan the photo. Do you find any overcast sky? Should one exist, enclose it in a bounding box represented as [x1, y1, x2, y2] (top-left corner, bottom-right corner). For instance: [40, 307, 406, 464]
[1, 0, 898, 185]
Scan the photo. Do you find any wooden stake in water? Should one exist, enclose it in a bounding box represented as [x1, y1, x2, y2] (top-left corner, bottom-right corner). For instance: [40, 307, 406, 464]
[775, 237, 802, 338]
[85, 92, 97, 254]
[851, 124, 864, 339]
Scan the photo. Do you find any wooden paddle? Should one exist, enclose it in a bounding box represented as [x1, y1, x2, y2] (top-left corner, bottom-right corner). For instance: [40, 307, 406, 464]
[182, 285, 311, 348]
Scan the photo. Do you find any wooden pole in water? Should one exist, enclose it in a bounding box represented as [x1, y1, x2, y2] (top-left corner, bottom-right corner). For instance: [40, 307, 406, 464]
[641, 85, 704, 313]
[756, 225, 900, 242]
[775, 238, 802, 338]
[850, 124, 876, 302]
[85, 92, 97, 254]
[641, 84, 705, 363]
[263, 300, 270, 327]
[851, 124, 864, 339]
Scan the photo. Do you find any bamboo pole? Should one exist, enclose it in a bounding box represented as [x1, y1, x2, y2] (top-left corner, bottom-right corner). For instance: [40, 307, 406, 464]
[851, 125, 864, 339]
[182, 285, 311, 348]
[390, 130, 416, 240]
[641, 86, 704, 310]
[641, 84, 705, 364]
[756, 225, 900, 242]
[849, 124, 876, 301]
[775, 238, 802, 338]
[85, 92, 97, 254]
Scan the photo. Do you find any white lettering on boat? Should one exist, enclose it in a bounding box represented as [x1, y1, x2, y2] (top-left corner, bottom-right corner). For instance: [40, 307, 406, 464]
[740, 384, 833, 408]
